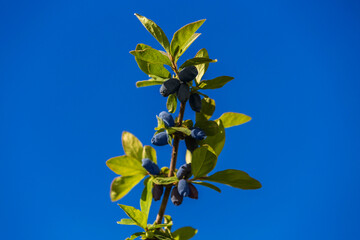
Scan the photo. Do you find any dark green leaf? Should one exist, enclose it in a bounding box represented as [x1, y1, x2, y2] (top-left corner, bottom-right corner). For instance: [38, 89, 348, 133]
[166, 94, 177, 113]
[172, 227, 198, 240]
[191, 145, 217, 178]
[117, 218, 136, 225]
[110, 175, 144, 202]
[122, 131, 143, 162]
[136, 78, 166, 88]
[134, 44, 171, 78]
[218, 112, 251, 128]
[106, 155, 147, 176]
[205, 169, 262, 190]
[182, 119, 193, 128]
[140, 177, 153, 219]
[134, 13, 170, 52]
[200, 119, 225, 156]
[179, 57, 217, 69]
[152, 176, 178, 185]
[118, 204, 147, 229]
[130, 48, 171, 65]
[192, 181, 221, 193]
[198, 76, 234, 89]
[195, 97, 215, 121]
[195, 48, 210, 84]
[170, 19, 206, 60]
[194, 120, 219, 136]
[142, 145, 157, 164]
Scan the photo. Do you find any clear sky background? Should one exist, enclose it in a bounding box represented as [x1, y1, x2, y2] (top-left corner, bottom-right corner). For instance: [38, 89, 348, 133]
[1, 0, 360, 239]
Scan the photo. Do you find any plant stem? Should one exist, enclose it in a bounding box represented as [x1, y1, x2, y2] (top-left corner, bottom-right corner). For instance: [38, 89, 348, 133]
[155, 101, 186, 224]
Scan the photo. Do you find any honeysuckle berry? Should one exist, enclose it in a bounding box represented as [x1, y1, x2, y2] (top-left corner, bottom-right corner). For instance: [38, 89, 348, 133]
[188, 183, 198, 199]
[160, 78, 181, 97]
[178, 179, 190, 197]
[171, 187, 183, 206]
[142, 158, 160, 175]
[177, 83, 190, 103]
[189, 93, 202, 112]
[178, 66, 198, 83]
[191, 127, 206, 140]
[176, 163, 192, 180]
[185, 136, 198, 152]
[151, 132, 169, 146]
[159, 111, 175, 127]
[152, 184, 164, 201]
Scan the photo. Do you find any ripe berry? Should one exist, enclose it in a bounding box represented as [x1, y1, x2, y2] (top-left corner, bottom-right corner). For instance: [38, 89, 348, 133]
[171, 187, 183, 206]
[159, 111, 175, 127]
[152, 184, 164, 201]
[178, 179, 190, 197]
[188, 183, 198, 199]
[190, 128, 206, 140]
[151, 132, 169, 146]
[177, 83, 190, 103]
[176, 163, 192, 180]
[142, 158, 160, 175]
[178, 66, 198, 83]
[185, 136, 198, 152]
[160, 78, 180, 97]
[189, 93, 202, 112]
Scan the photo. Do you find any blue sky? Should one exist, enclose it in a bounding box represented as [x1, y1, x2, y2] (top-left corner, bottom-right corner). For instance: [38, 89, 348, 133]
[1, 0, 360, 239]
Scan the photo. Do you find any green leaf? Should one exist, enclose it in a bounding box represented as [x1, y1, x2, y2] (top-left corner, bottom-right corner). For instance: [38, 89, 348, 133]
[134, 44, 171, 78]
[198, 76, 234, 89]
[172, 227, 198, 240]
[166, 94, 177, 113]
[118, 204, 147, 229]
[148, 222, 173, 230]
[140, 177, 153, 220]
[164, 215, 173, 231]
[168, 127, 191, 136]
[152, 176, 178, 185]
[136, 78, 166, 88]
[194, 120, 219, 136]
[185, 150, 192, 164]
[134, 13, 170, 52]
[122, 131, 143, 162]
[130, 48, 171, 65]
[117, 218, 137, 225]
[142, 145, 157, 164]
[195, 48, 210, 84]
[200, 119, 225, 156]
[192, 181, 221, 193]
[179, 57, 217, 69]
[179, 33, 201, 59]
[218, 112, 252, 128]
[205, 169, 262, 190]
[191, 145, 217, 178]
[106, 155, 147, 176]
[155, 116, 166, 131]
[195, 97, 215, 121]
[182, 119, 193, 128]
[110, 175, 144, 201]
[126, 232, 144, 240]
[170, 19, 206, 60]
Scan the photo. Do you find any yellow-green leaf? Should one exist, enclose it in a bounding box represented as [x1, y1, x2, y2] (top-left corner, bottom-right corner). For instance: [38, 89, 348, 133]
[200, 119, 225, 156]
[142, 145, 157, 164]
[198, 76, 234, 89]
[195, 48, 210, 84]
[106, 155, 147, 176]
[118, 204, 147, 229]
[179, 57, 217, 70]
[218, 112, 251, 128]
[130, 48, 171, 65]
[172, 227, 198, 240]
[110, 175, 144, 202]
[122, 131, 143, 162]
[166, 94, 177, 113]
[191, 145, 217, 178]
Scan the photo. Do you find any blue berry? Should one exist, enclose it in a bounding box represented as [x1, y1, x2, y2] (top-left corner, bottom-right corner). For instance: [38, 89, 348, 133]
[189, 93, 201, 112]
[160, 78, 180, 97]
[176, 163, 192, 180]
[142, 158, 160, 175]
[191, 128, 206, 140]
[178, 179, 190, 197]
[151, 132, 169, 146]
[185, 136, 198, 152]
[177, 83, 190, 103]
[171, 187, 183, 206]
[178, 66, 198, 83]
[152, 184, 164, 201]
[159, 111, 175, 127]
[188, 183, 198, 199]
